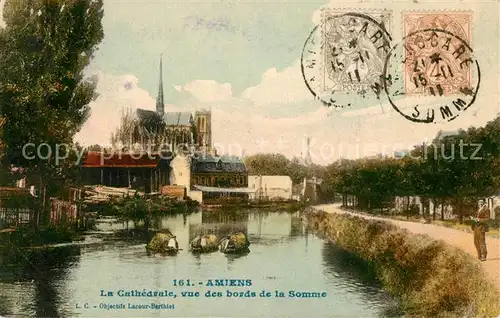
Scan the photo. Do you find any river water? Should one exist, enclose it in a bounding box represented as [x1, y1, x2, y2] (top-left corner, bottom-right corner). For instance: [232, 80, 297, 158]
[0, 210, 400, 317]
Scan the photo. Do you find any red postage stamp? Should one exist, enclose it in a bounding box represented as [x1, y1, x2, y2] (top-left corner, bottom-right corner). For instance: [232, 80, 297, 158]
[402, 12, 473, 96]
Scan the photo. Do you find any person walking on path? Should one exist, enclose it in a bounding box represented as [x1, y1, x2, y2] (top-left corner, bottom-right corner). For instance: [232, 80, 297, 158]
[471, 200, 490, 261]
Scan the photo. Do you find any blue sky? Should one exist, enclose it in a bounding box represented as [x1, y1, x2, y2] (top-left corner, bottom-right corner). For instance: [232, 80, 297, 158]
[1, 0, 499, 164]
[89, 1, 322, 101]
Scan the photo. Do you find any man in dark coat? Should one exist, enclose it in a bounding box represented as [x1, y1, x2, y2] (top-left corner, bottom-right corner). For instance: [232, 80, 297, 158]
[471, 201, 490, 261]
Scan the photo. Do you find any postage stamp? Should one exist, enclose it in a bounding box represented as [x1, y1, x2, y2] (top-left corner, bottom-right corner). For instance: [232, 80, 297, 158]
[383, 11, 480, 124]
[301, 9, 392, 108]
[402, 12, 473, 96]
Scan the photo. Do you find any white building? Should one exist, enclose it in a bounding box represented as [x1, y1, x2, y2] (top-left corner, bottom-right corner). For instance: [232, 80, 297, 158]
[248, 175, 293, 201]
[169, 154, 192, 197]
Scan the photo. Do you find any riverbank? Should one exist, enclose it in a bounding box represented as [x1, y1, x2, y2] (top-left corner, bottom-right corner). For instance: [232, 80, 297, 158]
[0, 225, 83, 249]
[303, 204, 500, 317]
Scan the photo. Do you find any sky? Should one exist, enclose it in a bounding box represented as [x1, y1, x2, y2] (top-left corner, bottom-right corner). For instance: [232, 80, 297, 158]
[1, 0, 500, 165]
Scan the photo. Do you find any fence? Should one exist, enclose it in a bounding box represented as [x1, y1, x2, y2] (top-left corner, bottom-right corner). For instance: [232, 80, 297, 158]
[50, 198, 78, 225]
[0, 207, 33, 228]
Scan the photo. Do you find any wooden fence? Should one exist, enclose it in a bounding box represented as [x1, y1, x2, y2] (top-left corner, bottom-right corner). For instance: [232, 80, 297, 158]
[0, 207, 33, 228]
[50, 198, 78, 225]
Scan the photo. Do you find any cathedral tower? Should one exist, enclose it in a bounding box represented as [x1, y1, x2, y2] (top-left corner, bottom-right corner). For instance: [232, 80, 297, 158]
[194, 109, 212, 153]
[156, 55, 165, 117]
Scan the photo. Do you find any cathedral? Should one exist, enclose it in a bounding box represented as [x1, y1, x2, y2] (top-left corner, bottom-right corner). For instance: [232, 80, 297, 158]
[112, 56, 213, 154]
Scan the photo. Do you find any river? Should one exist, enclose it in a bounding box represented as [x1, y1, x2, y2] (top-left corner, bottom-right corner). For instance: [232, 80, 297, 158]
[0, 210, 401, 317]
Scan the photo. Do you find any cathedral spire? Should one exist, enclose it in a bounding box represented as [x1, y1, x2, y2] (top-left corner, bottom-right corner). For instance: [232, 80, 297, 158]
[156, 54, 165, 117]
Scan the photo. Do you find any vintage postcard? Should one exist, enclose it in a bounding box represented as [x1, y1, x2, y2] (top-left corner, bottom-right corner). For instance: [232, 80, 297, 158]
[0, 0, 499, 317]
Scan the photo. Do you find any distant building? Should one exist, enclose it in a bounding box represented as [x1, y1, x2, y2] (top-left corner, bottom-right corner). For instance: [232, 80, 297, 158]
[435, 129, 461, 141]
[301, 177, 322, 204]
[79, 151, 171, 194]
[394, 150, 409, 158]
[0, 187, 37, 229]
[112, 56, 213, 154]
[191, 155, 252, 203]
[248, 176, 292, 201]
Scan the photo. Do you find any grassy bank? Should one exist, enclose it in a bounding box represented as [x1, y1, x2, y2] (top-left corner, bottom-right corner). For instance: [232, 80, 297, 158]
[303, 208, 500, 317]
[0, 224, 82, 249]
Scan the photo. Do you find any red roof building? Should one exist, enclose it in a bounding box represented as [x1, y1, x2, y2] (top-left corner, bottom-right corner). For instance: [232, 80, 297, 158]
[81, 151, 160, 168]
[78, 151, 170, 194]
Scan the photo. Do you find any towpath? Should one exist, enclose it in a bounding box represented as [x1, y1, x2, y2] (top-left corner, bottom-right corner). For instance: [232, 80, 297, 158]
[314, 204, 500, 294]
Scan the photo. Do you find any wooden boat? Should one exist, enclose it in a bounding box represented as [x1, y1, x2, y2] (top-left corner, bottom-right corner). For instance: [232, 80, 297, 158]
[146, 231, 179, 254]
[219, 232, 250, 254]
[190, 234, 219, 253]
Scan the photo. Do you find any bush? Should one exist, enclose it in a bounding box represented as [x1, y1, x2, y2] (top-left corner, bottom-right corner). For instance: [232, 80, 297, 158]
[304, 210, 500, 317]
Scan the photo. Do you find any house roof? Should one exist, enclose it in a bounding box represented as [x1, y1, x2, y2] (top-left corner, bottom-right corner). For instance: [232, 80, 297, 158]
[81, 151, 160, 168]
[164, 112, 192, 126]
[136, 109, 193, 127]
[136, 109, 160, 122]
[192, 155, 246, 173]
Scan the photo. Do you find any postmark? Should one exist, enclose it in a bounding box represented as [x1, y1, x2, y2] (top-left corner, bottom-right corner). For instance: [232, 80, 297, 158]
[301, 10, 392, 108]
[383, 12, 480, 123]
[402, 12, 473, 96]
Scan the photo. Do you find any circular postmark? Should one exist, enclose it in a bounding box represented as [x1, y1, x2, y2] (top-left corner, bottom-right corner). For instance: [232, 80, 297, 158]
[301, 11, 392, 109]
[383, 28, 481, 123]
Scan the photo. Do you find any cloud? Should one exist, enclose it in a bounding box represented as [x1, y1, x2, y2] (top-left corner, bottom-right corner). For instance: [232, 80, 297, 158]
[76, 0, 498, 165]
[75, 72, 156, 147]
[241, 61, 312, 106]
[175, 80, 232, 103]
[76, 67, 497, 165]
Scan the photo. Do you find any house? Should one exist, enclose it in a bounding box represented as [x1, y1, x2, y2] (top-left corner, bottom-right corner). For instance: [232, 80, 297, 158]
[301, 177, 322, 204]
[169, 153, 192, 197]
[481, 196, 500, 219]
[248, 175, 293, 201]
[78, 151, 171, 194]
[190, 154, 253, 204]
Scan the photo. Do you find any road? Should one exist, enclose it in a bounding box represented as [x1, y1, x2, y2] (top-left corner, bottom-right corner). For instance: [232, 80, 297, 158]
[315, 204, 500, 294]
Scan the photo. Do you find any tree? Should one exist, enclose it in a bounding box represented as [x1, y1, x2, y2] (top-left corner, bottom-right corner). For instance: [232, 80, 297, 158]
[0, 0, 104, 199]
[320, 115, 500, 221]
[244, 153, 291, 177]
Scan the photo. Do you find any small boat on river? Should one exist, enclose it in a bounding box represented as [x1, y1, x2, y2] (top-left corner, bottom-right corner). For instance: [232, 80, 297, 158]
[190, 234, 219, 253]
[219, 232, 250, 254]
[146, 231, 179, 254]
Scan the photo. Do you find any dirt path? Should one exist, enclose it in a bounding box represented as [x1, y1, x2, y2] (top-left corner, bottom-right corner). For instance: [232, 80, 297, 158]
[315, 204, 500, 294]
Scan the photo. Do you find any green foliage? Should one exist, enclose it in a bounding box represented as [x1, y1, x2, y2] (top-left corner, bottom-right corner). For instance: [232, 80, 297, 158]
[110, 194, 185, 230]
[244, 153, 325, 184]
[8, 223, 78, 246]
[322, 116, 500, 217]
[305, 210, 500, 317]
[0, 0, 104, 196]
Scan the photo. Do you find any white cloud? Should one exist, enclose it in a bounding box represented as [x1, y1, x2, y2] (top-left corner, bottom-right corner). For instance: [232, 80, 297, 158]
[75, 72, 156, 147]
[241, 61, 312, 106]
[77, 66, 497, 165]
[76, 0, 498, 164]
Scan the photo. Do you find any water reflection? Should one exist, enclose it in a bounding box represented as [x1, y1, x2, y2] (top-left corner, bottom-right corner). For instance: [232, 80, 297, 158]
[321, 241, 403, 317]
[0, 246, 80, 317]
[190, 211, 249, 242]
[0, 210, 399, 317]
